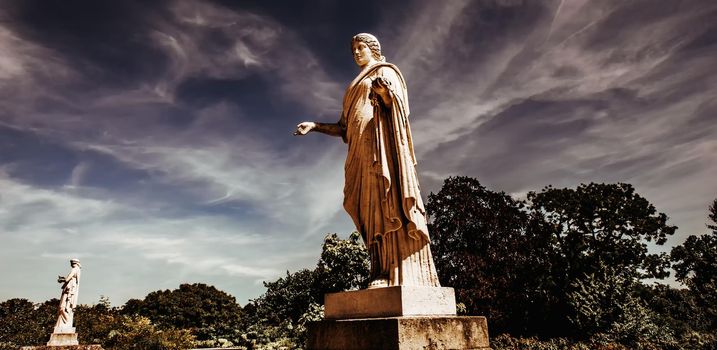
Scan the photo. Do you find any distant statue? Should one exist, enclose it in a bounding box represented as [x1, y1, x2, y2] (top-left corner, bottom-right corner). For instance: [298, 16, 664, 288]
[54, 258, 81, 332]
[295, 33, 440, 288]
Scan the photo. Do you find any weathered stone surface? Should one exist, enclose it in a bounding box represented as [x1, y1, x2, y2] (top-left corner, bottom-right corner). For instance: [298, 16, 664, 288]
[20, 345, 102, 350]
[52, 259, 82, 334]
[324, 286, 457, 319]
[295, 33, 491, 350]
[295, 33, 442, 288]
[46, 332, 78, 346]
[307, 316, 489, 350]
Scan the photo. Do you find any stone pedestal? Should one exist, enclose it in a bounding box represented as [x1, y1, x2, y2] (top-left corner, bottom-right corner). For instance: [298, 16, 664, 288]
[20, 346, 103, 350]
[325, 286, 457, 319]
[19, 330, 102, 350]
[47, 331, 78, 346]
[307, 316, 490, 350]
[308, 286, 490, 350]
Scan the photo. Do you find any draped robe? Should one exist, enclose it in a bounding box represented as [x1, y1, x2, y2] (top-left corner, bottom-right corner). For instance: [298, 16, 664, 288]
[339, 62, 440, 287]
[54, 265, 80, 331]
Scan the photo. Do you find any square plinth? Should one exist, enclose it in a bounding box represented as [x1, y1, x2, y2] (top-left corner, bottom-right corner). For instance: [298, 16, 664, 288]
[21, 345, 103, 350]
[324, 286, 457, 319]
[307, 316, 490, 350]
[46, 332, 78, 346]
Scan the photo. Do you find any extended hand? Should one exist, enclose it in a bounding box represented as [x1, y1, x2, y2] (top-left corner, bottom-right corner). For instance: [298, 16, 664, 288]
[294, 121, 316, 136]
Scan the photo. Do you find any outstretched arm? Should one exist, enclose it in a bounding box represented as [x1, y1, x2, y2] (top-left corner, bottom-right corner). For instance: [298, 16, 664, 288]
[294, 121, 344, 138]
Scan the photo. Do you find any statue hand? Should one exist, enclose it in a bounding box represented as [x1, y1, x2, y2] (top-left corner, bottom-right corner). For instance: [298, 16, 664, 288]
[57, 276, 66, 283]
[294, 121, 316, 136]
[371, 77, 393, 106]
[371, 76, 391, 95]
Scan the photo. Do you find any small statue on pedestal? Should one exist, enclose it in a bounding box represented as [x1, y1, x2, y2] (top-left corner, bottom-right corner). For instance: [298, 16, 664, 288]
[47, 258, 81, 346]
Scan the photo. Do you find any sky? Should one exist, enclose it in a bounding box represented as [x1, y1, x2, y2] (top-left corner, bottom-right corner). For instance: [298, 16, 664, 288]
[1, 0, 716, 306]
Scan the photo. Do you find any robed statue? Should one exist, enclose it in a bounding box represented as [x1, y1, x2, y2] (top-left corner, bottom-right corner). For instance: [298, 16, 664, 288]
[54, 258, 81, 332]
[295, 33, 440, 288]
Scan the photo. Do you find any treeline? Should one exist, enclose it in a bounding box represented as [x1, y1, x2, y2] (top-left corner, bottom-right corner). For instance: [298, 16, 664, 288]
[429, 177, 716, 349]
[1, 177, 716, 350]
[0, 233, 369, 350]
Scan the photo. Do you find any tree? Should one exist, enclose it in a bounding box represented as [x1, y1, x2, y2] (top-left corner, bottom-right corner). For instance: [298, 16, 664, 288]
[121, 283, 242, 344]
[245, 231, 369, 328]
[104, 315, 195, 350]
[427, 178, 678, 339]
[709, 198, 717, 232]
[568, 266, 679, 349]
[0, 298, 57, 349]
[75, 296, 119, 345]
[528, 183, 676, 337]
[240, 232, 368, 349]
[670, 234, 717, 326]
[637, 284, 713, 346]
[528, 183, 675, 281]
[670, 197, 717, 330]
[239, 269, 317, 349]
[426, 176, 553, 334]
[254, 269, 317, 326]
[313, 232, 370, 295]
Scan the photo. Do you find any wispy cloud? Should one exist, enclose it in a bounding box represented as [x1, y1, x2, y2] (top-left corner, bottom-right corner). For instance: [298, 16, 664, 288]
[0, 172, 313, 303]
[0, 0, 357, 304]
[387, 0, 717, 247]
[1, 0, 715, 303]
[0, 173, 121, 238]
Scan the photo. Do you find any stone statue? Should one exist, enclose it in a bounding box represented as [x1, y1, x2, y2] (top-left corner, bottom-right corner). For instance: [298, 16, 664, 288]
[295, 33, 440, 288]
[53, 258, 81, 333]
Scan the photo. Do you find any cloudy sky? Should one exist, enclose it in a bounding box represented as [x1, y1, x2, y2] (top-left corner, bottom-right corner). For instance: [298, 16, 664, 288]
[1, 0, 715, 306]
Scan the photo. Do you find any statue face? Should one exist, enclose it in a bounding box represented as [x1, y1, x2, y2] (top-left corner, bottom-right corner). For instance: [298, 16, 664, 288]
[352, 41, 373, 67]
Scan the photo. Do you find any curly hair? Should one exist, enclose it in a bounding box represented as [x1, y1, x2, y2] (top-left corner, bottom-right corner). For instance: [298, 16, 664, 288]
[352, 33, 385, 62]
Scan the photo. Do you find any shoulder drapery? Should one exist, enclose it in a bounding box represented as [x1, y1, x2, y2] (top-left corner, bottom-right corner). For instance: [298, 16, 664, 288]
[61, 266, 80, 309]
[341, 62, 429, 242]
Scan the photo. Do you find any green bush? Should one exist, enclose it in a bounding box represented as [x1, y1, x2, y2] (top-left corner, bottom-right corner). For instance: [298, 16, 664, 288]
[105, 315, 195, 350]
[492, 334, 604, 350]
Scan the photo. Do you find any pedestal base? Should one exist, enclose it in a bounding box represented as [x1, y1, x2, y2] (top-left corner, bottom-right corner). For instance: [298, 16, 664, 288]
[307, 316, 490, 350]
[324, 286, 457, 319]
[21, 345, 103, 350]
[46, 332, 78, 346]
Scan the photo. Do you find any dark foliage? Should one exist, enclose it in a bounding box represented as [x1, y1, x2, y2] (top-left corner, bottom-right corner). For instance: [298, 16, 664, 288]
[671, 196, 717, 331]
[709, 198, 717, 232]
[313, 231, 370, 295]
[426, 176, 553, 334]
[121, 283, 242, 342]
[0, 298, 55, 349]
[253, 269, 317, 326]
[74, 296, 118, 344]
[529, 182, 676, 337]
[427, 178, 678, 339]
[528, 182, 675, 281]
[239, 232, 370, 348]
[637, 284, 710, 337]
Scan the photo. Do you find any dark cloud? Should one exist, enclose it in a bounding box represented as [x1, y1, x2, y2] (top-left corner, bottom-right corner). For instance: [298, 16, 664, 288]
[6, 0, 169, 87]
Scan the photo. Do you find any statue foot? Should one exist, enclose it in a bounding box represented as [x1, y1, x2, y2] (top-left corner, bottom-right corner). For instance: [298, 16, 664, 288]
[367, 278, 389, 289]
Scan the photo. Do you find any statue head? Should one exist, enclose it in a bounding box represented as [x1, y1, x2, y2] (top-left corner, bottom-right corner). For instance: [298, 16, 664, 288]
[70, 258, 81, 267]
[351, 33, 385, 66]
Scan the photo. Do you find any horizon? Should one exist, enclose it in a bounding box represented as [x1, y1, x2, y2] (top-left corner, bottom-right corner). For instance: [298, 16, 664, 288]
[1, 0, 716, 306]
